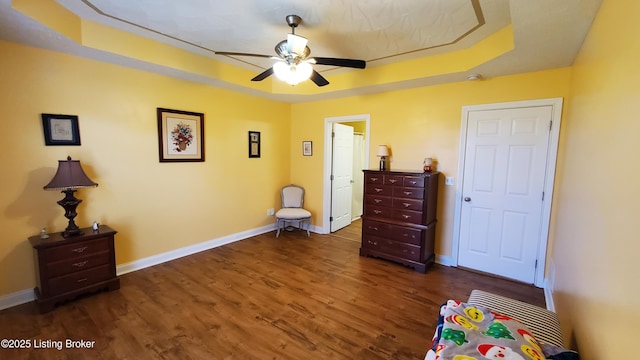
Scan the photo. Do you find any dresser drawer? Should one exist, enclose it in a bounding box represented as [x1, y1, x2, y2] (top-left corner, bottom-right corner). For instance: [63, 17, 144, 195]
[389, 225, 423, 246]
[366, 184, 392, 196]
[361, 234, 384, 251]
[393, 209, 424, 224]
[393, 198, 423, 211]
[393, 187, 425, 200]
[45, 237, 110, 262]
[379, 239, 422, 262]
[365, 195, 393, 207]
[403, 176, 425, 188]
[46, 251, 111, 278]
[47, 264, 113, 296]
[364, 205, 395, 218]
[362, 219, 392, 238]
[384, 175, 403, 185]
[365, 173, 384, 184]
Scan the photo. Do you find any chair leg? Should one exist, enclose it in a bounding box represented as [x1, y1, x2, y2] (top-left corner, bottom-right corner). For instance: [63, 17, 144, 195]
[276, 219, 282, 237]
[305, 218, 310, 237]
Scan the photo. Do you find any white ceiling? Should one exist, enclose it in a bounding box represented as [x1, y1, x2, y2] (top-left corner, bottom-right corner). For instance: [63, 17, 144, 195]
[0, 0, 602, 103]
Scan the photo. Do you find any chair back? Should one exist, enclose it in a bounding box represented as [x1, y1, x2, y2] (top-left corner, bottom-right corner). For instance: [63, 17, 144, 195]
[281, 184, 305, 208]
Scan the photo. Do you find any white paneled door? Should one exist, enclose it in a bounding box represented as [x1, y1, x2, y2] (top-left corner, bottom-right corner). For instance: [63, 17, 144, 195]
[458, 105, 553, 283]
[330, 123, 354, 232]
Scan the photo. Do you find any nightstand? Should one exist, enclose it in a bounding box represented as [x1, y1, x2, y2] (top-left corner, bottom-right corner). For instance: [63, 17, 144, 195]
[29, 225, 120, 313]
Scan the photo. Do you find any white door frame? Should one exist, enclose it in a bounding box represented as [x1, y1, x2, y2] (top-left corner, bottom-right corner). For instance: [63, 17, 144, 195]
[452, 98, 563, 287]
[322, 114, 371, 234]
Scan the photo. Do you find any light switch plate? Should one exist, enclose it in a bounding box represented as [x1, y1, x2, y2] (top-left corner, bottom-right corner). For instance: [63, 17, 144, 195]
[445, 177, 454, 186]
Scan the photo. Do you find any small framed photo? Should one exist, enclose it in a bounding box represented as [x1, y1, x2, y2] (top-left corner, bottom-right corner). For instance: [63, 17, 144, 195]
[248, 131, 260, 158]
[41, 114, 81, 146]
[157, 108, 205, 162]
[302, 141, 312, 156]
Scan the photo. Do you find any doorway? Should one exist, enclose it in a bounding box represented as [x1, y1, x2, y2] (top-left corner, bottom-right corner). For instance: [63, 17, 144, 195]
[322, 114, 371, 234]
[452, 98, 563, 287]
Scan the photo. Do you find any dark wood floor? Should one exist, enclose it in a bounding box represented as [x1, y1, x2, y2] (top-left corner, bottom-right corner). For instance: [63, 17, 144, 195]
[0, 220, 544, 359]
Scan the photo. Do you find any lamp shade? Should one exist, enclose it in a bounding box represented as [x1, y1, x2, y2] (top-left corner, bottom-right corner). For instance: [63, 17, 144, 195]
[377, 145, 389, 157]
[44, 156, 98, 190]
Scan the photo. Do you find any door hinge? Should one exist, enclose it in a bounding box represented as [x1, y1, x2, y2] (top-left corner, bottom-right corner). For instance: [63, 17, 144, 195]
[535, 259, 538, 269]
[542, 191, 545, 201]
[330, 174, 334, 180]
[330, 217, 333, 222]
[332, 131, 335, 138]
[549, 120, 553, 131]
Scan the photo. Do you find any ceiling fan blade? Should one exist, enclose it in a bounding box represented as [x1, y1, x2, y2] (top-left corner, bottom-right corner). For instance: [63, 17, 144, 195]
[309, 70, 329, 87]
[215, 51, 273, 59]
[251, 67, 274, 81]
[313, 57, 366, 69]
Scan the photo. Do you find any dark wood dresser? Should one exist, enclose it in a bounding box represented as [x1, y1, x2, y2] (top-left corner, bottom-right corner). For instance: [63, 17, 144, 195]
[360, 170, 439, 273]
[29, 225, 120, 313]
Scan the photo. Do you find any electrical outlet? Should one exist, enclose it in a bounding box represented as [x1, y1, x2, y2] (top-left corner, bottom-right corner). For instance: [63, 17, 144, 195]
[267, 208, 275, 216]
[445, 177, 454, 186]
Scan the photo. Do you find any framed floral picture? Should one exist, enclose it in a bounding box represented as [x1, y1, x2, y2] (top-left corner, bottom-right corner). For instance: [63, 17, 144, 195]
[41, 113, 81, 146]
[157, 108, 204, 162]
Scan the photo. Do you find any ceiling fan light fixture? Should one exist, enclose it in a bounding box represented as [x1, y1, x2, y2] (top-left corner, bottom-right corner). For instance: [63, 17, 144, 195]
[273, 61, 313, 85]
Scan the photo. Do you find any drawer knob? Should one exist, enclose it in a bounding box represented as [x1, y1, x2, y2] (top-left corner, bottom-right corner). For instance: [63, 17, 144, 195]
[76, 278, 88, 283]
[72, 260, 88, 268]
[375, 188, 383, 193]
[404, 191, 412, 195]
[373, 210, 382, 214]
[71, 246, 88, 253]
[402, 215, 411, 219]
[368, 226, 379, 231]
[371, 177, 379, 182]
[374, 199, 382, 203]
[402, 203, 411, 208]
[410, 181, 417, 185]
[389, 179, 397, 183]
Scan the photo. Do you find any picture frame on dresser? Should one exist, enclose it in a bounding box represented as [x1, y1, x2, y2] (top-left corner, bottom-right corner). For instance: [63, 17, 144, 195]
[157, 107, 205, 162]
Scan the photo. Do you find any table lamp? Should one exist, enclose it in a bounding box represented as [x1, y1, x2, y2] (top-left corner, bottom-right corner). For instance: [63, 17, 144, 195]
[43, 156, 98, 237]
[377, 145, 389, 171]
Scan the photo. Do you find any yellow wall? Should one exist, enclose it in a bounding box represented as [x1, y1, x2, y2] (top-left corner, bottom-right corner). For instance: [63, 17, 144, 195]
[290, 69, 572, 257]
[550, 0, 640, 358]
[0, 40, 291, 295]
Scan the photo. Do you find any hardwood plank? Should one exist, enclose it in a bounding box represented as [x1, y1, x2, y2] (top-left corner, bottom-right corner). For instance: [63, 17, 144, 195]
[0, 220, 545, 359]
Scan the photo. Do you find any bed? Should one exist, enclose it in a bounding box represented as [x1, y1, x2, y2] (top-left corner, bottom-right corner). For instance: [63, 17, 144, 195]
[424, 290, 580, 360]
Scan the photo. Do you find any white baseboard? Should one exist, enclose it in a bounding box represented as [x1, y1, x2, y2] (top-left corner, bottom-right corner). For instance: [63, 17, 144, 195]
[436, 254, 455, 266]
[0, 224, 278, 311]
[117, 224, 277, 275]
[0, 289, 35, 311]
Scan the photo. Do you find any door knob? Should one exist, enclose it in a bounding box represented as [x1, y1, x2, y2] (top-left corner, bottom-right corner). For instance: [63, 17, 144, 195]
[464, 197, 471, 202]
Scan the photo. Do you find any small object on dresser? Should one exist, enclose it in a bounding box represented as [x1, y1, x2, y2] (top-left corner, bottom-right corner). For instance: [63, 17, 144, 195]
[423, 157, 433, 172]
[40, 228, 49, 239]
[92, 221, 99, 232]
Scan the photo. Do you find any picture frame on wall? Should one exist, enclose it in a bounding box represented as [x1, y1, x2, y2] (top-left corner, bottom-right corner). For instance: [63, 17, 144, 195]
[302, 141, 312, 156]
[248, 131, 260, 158]
[41, 114, 81, 146]
[157, 107, 205, 162]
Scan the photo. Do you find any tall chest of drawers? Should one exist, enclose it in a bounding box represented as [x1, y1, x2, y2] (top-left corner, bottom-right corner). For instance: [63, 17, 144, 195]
[29, 225, 120, 313]
[360, 170, 439, 273]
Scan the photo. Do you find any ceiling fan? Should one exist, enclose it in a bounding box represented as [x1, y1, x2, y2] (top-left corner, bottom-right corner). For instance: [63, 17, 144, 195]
[215, 15, 366, 87]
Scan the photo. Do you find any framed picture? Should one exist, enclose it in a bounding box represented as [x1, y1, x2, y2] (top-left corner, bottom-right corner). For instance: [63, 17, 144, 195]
[157, 108, 204, 162]
[41, 114, 81, 146]
[248, 131, 260, 158]
[302, 141, 312, 156]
